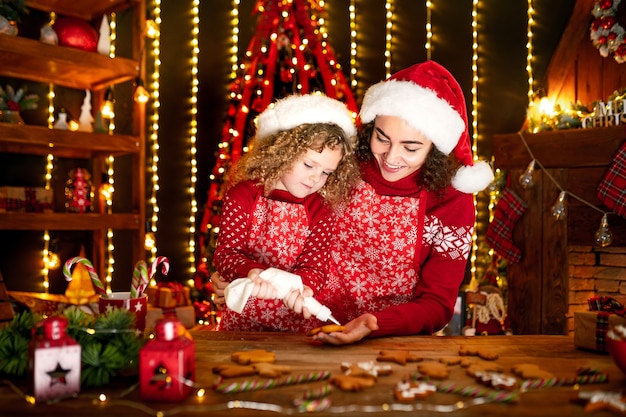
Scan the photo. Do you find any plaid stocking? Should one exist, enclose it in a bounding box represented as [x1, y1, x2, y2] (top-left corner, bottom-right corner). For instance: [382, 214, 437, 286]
[486, 189, 527, 263]
[597, 140, 626, 218]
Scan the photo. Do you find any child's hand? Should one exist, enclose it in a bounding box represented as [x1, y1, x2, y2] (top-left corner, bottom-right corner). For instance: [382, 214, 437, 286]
[282, 286, 314, 318]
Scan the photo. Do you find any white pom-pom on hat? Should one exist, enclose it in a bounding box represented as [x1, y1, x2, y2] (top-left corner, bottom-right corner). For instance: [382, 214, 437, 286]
[255, 93, 357, 143]
[360, 60, 494, 194]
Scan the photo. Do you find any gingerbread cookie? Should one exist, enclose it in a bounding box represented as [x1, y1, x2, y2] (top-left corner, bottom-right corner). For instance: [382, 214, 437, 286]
[212, 364, 257, 378]
[458, 345, 498, 361]
[576, 390, 626, 415]
[394, 380, 437, 402]
[329, 374, 376, 391]
[511, 363, 554, 380]
[474, 371, 518, 391]
[466, 362, 504, 377]
[439, 356, 462, 366]
[341, 361, 393, 379]
[252, 362, 292, 378]
[417, 361, 450, 380]
[377, 350, 423, 365]
[231, 349, 276, 365]
[307, 324, 346, 336]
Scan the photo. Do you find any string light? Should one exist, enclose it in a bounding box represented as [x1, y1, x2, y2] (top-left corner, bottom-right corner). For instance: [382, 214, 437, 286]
[517, 132, 615, 247]
[469, 0, 480, 287]
[518, 159, 536, 188]
[147, 0, 162, 261]
[349, 0, 357, 92]
[384, 0, 394, 78]
[102, 13, 117, 292]
[188, 0, 200, 278]
[425, 1, 432, 60]
[526, 0, 535, 108]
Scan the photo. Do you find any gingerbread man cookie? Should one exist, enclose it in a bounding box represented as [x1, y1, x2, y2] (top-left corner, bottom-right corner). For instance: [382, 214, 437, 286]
[394, 380, 437, 402]
[377, 350, 423, 365]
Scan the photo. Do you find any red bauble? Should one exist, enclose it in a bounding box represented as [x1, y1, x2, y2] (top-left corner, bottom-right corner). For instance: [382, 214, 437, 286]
[602, 16, 617, 30]
[53, 17, 98, 52]
[600, 0, 614, 10]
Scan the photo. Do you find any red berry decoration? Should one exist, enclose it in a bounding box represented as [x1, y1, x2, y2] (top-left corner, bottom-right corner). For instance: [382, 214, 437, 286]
[602, 16, 616, 30]
[600, 35, 608, 44]
[609, 32, 618, 40]
[600, 0, 614, 10]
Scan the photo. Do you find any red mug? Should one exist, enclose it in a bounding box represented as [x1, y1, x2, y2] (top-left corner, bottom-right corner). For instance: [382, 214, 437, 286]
[98, 292, 147, 332]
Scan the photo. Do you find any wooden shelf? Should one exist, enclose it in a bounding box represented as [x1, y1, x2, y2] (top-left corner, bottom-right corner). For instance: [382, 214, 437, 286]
[0, 35, 138, 91]
[25, 0, 135, 22]
[0, 212, 141, 230]
[0, 123, 140, 158]
[493, 125, 626, 169]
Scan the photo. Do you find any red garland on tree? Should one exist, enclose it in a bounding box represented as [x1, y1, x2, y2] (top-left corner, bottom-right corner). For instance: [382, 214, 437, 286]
[194, 0, 358, 309]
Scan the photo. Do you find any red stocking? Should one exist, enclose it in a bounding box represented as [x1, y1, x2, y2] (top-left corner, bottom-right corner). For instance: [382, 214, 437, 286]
[486, 189, 527, 263]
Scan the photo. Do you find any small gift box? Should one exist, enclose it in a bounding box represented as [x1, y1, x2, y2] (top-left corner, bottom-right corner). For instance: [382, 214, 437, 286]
[574, 296, 626, 353]
[146, 282, 190, 309]
[0, 186, 53, 213]
[28, 317, 81, 402]
[146, 305, 195, 330]
[139, 317, 195, 402]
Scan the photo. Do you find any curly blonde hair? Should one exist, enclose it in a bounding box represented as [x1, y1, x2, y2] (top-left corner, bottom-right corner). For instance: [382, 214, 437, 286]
[228, 123, 361, 208]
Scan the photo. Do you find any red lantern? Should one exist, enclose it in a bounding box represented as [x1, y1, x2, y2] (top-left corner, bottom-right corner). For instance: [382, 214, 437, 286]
[53, 17, 98, 52]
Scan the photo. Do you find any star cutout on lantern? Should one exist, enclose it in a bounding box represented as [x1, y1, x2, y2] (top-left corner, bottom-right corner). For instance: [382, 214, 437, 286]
[150, 363, 172, 390]
[47, 362, 70, 386]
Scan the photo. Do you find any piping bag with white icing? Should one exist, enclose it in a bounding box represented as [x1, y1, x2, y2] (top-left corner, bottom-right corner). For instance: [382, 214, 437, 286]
[224, 267, 340, 325]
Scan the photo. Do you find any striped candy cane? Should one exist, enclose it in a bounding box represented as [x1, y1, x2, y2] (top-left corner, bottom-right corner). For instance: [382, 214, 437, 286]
[63, 256, 105, 295]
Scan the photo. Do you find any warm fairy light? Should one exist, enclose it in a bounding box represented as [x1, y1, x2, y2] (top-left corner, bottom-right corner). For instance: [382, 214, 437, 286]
[469, 0, 480, 283]
[384, 0, 393, 78]
[526, 0, 535, 108]
[42, 77, 55, 293]
[187, 0, 200, 275]
[425, 1, 432, 60]
[148, 0, 162, 261]
[349, 0, 357, 91]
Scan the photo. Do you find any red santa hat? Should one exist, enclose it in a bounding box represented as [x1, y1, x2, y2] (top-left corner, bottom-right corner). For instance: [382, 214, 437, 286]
[255, 93, 357, 144]
[359, 60, 494, 194]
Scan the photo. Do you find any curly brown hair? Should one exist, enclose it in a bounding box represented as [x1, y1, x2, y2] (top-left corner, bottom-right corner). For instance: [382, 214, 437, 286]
[356, 120, 460, 192]
[229, 123, 361, 208]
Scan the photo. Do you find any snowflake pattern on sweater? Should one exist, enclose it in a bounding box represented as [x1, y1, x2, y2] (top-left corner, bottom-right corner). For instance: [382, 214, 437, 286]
[214, 181, 333, 332]
[315, 172, 474, 334]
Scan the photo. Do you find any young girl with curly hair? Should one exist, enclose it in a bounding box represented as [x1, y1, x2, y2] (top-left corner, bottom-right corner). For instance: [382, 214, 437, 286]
[213, 94, 360, 332]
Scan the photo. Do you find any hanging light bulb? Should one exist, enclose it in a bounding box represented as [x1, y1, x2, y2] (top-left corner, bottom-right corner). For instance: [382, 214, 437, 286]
[550, 191, 568, 220]
[133, 78, 150, 103]
[594, 214, 613, 247]
[101, 88, 115, 119]
[519, 160, 536, 189]
[145, 231, 156, 251]
[145, 19, 160, 39]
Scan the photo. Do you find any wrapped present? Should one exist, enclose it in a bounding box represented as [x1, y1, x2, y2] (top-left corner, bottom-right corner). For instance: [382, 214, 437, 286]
[28, 317, 81, 402]
[146, 282, 190, 309]
[574, 296, 626, 353]
[146, 305, 195, 330]
[0, 186, 53, 213]
[139, 317, 195, 402]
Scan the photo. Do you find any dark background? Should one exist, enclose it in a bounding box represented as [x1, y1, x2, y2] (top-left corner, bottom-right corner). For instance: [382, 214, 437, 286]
[0, 0, 578, 293]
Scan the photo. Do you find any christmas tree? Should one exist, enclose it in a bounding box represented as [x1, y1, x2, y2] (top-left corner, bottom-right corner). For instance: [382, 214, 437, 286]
[195, 0, 357, 302]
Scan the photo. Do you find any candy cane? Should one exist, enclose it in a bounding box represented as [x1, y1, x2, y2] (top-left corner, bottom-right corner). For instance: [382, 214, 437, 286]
[63, 256, 105, 295]
[213, 371, 330, 394]
[149, 256, 170, 279]
[130, 260, 149, 298]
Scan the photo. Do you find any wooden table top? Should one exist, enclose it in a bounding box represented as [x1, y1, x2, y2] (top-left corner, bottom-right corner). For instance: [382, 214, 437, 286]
[1, 331, 625, 416]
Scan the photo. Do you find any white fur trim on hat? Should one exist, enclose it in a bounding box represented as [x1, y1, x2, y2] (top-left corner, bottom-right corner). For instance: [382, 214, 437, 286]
[359, 79, 465, 155]
[256, 94, 357, 141]
[452, 160, 495, 194]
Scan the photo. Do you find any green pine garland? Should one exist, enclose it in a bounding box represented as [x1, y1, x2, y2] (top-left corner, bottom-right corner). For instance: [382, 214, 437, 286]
[0, 306, 145, 388]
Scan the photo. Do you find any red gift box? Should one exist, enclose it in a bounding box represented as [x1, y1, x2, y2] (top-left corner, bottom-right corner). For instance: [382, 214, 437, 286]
[146, 282, 190, 309]
[139, 317, 195, 402]
[0, 186, 53, 213]
[28, 317, 81, 402]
